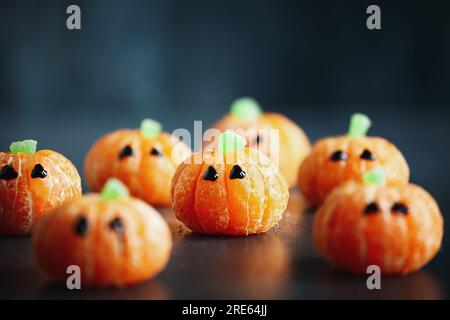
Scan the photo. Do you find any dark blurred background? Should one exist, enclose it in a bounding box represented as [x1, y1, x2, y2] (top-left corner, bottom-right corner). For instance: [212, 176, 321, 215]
[2, 0, 450, 200]
[1, 0, 450, 210]
[1, 0, 450, 298]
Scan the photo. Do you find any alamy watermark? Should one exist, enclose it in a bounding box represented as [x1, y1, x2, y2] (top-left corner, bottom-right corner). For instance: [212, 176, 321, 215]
[66, 5, 81, 30]
[366, 265, 381, 290]
[65, 4, 382, 32]
[171, 122, 280, 166]
[366, 5, 381, 30]
[66, 265, 81, 290]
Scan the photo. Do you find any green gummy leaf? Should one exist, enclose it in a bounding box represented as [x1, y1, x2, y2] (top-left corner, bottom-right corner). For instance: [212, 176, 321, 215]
[100, 178, 129, 201]
[230, 97, 262, 119]
[9, 140, 37, 154]
[363, 169, 386, 186]
[348, 113, 371, 137]
[140, 119, 162, 138]
[217, 131, 247, 154]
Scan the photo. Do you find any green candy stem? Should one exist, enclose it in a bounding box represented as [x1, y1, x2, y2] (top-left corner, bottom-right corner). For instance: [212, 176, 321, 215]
[363, 169, 386, 186]
[100, 178, 129, 201]
[230, 97, 262, 120]
[9, 140, 37, 154]
[217, 131, 247, 154]
[140, 119, 162, 138]
[348, 113, 371, 137]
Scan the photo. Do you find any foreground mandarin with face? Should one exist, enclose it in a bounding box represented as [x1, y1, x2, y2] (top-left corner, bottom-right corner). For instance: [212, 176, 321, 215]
[0, 140, 81, 235]
[33, 179, 172, 287]
[298, 114, 409, 205]
[314, 170, 443, 275]
[208, 98, 311, 188]
[84, 119, 191, 206]
[171, 132, 289, 236]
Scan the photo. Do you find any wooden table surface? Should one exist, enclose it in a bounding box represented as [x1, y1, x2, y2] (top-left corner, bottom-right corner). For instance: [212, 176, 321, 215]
[0, 189, 447, 299]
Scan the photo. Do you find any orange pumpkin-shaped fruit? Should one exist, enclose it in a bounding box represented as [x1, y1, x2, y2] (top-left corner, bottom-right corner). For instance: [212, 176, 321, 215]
[171, 132, 289, 236]
[84, 119, 191, 206]
[33, 179, 172, 287]
[208, 97, 311, 187]
[314, 170, 443, 275]
[298, 113, 409, 205]
[0, 140, 81, 235]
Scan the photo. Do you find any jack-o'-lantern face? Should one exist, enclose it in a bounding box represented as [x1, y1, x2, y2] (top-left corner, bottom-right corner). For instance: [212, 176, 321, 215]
[84, 119, 191, 206]
[314, 171, 443, 275]
[298, 114, 409, 205]
[0, 140, 81, 235]
[171, 132, 289, 236]
[208, 98, 311, 188]
[33, 179, 172, 288]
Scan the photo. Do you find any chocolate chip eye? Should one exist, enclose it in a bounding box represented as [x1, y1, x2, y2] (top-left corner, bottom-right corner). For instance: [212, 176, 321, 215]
[364, 202, 380, 215]
[230, 165, 246, 179]
[360, 149, 376, 161]
[391, 202, 409, 215]
[203, 166, 218, 181]
[330, 150, 348, 161]
[150, 147, 162, 156]
[0, 165, 18, 180]
[109, 217, 124, 234]
[31, 164, 47, 179]
[74, 216, 88, 236]
[118, 145, 133, 160]
[255, 135, 262, 145]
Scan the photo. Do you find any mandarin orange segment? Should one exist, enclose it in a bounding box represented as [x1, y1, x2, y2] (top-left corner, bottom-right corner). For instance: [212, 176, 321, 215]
[84, 123, 191, 206]
[298, 114, 409, 205]
[33, 183, 172, 288]
[225, 157, 265, 235]
[313, 179, 443, 275]
[171, 133, 289, 236]
[209, 98, 311, 188]
[195, 162, 231, 234]
[0, 141, 81, 236]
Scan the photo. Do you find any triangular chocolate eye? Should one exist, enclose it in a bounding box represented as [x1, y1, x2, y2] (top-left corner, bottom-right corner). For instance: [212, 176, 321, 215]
[0, 165, 18, 180]
[230, 165, 246, 179]
[255, 135, 262, 145]
[118, 145, 133, 159]
[330, 150, 348, 161]
[74, 216, 88, 236]
[31, 164, 47, 179]
[150, 147, 162, 156]
[203, 166, 218, 181]
[391, 202, 408, 215]
[109, 217, 124, 234]
[364, 202, 380, 214]
[360, 149, 376, 160]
